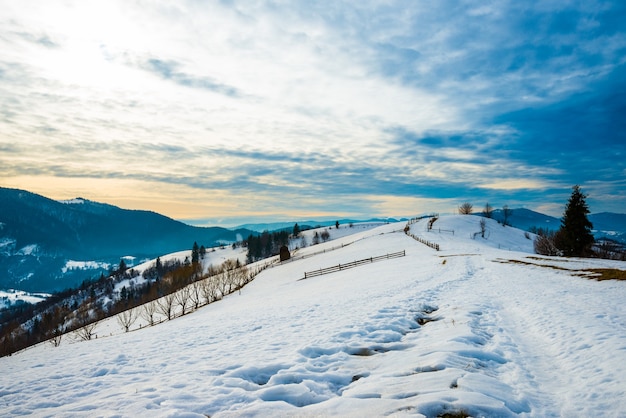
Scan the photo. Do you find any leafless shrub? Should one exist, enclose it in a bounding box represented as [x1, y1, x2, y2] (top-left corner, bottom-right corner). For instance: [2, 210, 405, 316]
[200, 276, 218, 304]
[117, 308, 138, 332]
[73, 320, 99, 341]
[482, 202, 494, 218]
[157, 293, 176, 320]
[48, 326, 64, 347]
[479, 218, 487, 238]
[458, 202, 473, 215]
[235, 265, 250, 288]
[502, 205, 513, 226]
[175, 286, 192, 316]
[534, 230, 560, 256]
[190, 280, 203, 310]
[141, 301, 158, 326]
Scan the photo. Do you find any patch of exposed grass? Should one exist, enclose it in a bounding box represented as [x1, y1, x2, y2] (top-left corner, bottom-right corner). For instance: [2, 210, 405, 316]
[494, 258, 570, 271]
[438, 411, 470, 418]
[495, 259, 626, 281]
[526, 256, 576, 262]
[581, 269, 626, 281]
[439, 254, 480, 257]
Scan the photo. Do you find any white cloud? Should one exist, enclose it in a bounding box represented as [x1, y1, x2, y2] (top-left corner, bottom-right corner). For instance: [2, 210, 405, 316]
[1, 0, 624, 219]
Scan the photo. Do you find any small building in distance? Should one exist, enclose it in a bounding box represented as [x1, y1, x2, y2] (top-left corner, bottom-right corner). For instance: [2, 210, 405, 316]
[279, 245, 290, 262]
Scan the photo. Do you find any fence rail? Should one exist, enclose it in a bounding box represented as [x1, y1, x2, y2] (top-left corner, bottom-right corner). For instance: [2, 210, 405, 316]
[405, 233, 440, 251]
[302, 250, 406, 280]
[404, 217, 441, 251]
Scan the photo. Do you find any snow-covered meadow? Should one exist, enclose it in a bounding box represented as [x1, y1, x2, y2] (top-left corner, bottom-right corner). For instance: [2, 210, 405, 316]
[0, 290, 50, 311]
[1, 216, 625, 417]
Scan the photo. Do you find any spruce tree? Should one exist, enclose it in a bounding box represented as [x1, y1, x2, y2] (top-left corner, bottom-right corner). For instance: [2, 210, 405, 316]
[556, 185, 594, 257]
[117, 259, 128, 278]
[191, 241, 200, 264]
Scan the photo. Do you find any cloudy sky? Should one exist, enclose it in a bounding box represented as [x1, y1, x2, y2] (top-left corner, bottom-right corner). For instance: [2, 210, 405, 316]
[1, 1, 625, 226]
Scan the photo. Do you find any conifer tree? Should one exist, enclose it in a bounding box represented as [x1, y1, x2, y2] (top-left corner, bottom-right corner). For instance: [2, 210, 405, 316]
[156, 257, 163, 276]
[118, 258, 127, 273]
[191, 241, 200, 264]
[556, 185, 594, 257]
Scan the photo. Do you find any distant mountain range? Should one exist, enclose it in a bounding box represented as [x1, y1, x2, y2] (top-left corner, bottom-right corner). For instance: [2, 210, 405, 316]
[1, 187, 625, 294]
[489, 208, 561, 231]
[489, 207, 626, 244]
[0, 187, 254, 292]
[233, 218, 403, 233]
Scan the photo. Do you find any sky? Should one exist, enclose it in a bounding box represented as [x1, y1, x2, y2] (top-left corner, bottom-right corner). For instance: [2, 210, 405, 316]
[1, 1, 625, 226]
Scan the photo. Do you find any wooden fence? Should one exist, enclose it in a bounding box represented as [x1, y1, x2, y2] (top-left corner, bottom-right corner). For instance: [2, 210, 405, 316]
[405, 233, 440, 251]
[302, 250, 405, 280]
[404, 216, 441, 251]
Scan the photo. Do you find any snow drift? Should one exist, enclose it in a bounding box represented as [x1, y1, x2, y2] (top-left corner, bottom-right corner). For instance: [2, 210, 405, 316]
[1, 216, 625, 417]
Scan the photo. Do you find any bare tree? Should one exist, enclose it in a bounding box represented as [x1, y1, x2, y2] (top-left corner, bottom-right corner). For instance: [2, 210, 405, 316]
[482, 203, 494, 218]
[215, 260, 238, 297]
[427, 216, 438, 231]
[479, 218, 487, 238]
[48, 325, 64, 347]
[223, 260, 238, 294]
[73, 320, 99, 341]
[215, 270, 228, 297]
[117, 308, 138, 332]
[190, 280, 203, 310]
[141, 301, 158, 326]
[175, 286, 192, 316]
[200, 276, 218, 304]
[157, 293, 176, 320]
[235, 265, 250, 288]
[534, 230, 560, 256]
[458, 202, 473, 215]
[502, 205, 513, 226]
[72, 304, 99, 341]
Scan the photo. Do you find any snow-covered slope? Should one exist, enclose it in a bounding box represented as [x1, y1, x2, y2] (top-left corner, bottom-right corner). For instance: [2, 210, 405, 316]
[2, 216, 625, 417]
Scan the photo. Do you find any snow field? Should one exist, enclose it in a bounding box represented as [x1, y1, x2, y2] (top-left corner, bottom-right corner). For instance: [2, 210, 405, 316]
[1, 216, 625, 417]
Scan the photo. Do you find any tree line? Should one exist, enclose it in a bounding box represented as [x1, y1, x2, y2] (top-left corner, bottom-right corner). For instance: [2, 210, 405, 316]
[459, 186, 611, 259]
[245, 230, 290, 263]
[0, 239, 268, 357]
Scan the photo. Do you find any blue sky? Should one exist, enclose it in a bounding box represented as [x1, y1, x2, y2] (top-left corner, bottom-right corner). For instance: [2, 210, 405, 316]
[1, 1, 624, 226]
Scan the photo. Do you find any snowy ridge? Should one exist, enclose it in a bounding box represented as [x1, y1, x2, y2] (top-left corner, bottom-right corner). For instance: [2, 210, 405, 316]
[1, 216, 625, 417]
[59, 198, 85, 205]
[0, 290, 51, 310]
